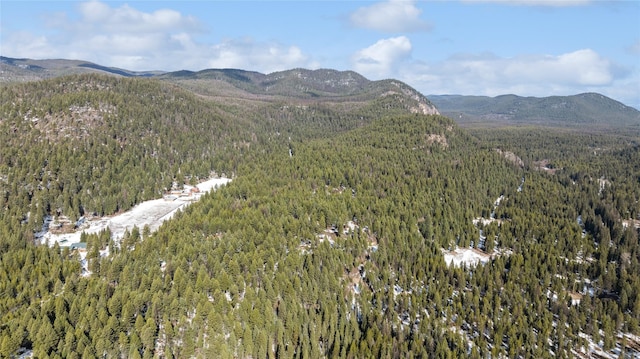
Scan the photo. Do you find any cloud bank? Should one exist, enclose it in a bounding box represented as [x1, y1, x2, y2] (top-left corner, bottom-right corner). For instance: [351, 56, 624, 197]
[350, 0, 431, 32]
[461, 0, 591, 6]
[77, 1, 200, 33]
[1, 0, 317, 73]
[352, 36, 412, 78]
[400, 49, 636, 105]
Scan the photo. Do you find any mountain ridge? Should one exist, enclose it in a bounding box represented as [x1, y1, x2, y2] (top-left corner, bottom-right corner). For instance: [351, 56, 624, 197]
[429, 93, 640, 131]
[3, 56, 637, 131]
[0, 56, 439, 115]
[0, 56, 163, 80]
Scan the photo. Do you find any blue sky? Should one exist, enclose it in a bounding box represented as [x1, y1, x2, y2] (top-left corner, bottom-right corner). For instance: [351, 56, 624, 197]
[1, 1, 639, 107]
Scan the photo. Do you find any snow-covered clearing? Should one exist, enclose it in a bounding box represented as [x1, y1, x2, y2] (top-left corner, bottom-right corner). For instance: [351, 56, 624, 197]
[622, 218, 640, 229]
[442, 248, 491, 267]
[40, 177, 231, 248]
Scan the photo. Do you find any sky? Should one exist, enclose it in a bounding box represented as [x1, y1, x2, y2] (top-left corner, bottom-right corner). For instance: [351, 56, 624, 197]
[1, 0, 639, 108]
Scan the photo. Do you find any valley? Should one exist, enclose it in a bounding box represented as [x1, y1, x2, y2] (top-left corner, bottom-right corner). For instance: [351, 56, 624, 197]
[429, 93, 640, 133]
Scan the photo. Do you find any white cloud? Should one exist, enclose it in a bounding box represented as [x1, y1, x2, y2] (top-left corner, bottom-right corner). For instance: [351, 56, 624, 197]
[350, 0, 431, 32]
[2, 31, 52, 59]
[504, 49, 612, 85]
[78, 0, 111, 22]
[207, 39, 317, 74]
[1, 1, 317, 73]
[399, 49, 630, 101]
[78, 1, 200, 33]
[352, 36, 412, 78]
[461, 0, 590, 6]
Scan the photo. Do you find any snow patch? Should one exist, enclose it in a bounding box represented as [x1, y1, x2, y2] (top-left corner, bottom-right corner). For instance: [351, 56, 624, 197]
[442, 247, 491, 267]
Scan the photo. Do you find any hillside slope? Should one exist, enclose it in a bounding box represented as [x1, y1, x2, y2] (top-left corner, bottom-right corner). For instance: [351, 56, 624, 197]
[160, 67, 439, 116]
[430, 93, 640, 132]
[0, 69, 436, 235]
[0, 56, 162, 82]
[1, 57, 438, 116]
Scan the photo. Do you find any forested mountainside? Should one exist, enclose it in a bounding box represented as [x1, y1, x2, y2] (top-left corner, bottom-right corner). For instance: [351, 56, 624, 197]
[0, 70, 639, 358]
[1, 56, 438, 115]
[0, 72, 425, 234]
[429, 93, 640, 132]
[160, 68, 438, 111]
[0, 74, 245, 231]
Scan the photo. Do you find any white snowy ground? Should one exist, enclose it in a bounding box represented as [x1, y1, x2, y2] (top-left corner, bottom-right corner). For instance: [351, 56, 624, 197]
[442, 248, 491, 267]
[40, 177, 231, 247]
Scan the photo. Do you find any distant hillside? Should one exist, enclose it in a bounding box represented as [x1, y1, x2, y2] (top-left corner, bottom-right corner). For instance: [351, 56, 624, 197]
[0, 56, 163, 82]
[1, 56, 439, 115]
[429, 93, 640, 132]
[158, 68, 370, 97]
[160, 67, 439, 114]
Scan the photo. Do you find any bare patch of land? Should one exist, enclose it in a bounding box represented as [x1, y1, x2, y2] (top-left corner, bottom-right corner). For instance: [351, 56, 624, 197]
[40, 177, 231, 248]
[442, 247, 491, 267]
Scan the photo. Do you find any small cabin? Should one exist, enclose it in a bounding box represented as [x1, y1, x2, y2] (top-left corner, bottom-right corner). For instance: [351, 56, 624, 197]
[568, 291, 583, 306]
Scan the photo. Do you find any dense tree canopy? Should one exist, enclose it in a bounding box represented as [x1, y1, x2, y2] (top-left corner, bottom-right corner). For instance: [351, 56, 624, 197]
[1, 74, 638, 358]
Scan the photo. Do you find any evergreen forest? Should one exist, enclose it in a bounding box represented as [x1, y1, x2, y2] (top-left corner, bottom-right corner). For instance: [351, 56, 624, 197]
[0, 71, 639, 358]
